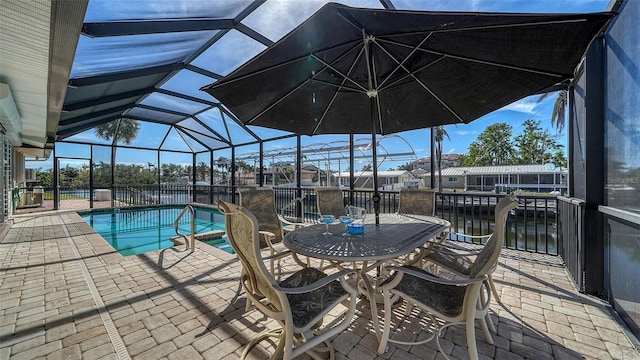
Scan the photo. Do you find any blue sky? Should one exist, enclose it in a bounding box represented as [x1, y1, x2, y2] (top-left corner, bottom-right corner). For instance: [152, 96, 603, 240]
[402, 91, 564, 160]
[28, 0, 611, 172]
[375, 0, 612, 168]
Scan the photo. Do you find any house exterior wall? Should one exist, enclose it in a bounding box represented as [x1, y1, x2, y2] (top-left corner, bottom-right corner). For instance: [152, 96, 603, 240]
[442, 176, 464, 189]
[457, 173, 565, 192]
[337, 171, 417, 190]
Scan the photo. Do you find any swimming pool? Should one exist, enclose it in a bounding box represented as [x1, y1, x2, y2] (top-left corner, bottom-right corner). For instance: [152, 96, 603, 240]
[81, 206, 233, 256]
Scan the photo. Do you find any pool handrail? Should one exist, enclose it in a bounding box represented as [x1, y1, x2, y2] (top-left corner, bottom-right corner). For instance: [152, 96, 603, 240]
[174, 204, 195, 252]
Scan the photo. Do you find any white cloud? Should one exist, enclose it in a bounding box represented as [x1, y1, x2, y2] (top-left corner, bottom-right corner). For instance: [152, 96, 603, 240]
[501, 98, 539, 114]
[454, 130, 477, 136]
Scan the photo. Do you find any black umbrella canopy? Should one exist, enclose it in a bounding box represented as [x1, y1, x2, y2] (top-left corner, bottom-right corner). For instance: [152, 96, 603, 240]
[203, 2, 612, 135]
[203, 2, 612, 224]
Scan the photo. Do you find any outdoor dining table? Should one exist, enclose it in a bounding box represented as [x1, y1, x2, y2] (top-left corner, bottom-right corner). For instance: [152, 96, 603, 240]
[283, 215, 451, 341]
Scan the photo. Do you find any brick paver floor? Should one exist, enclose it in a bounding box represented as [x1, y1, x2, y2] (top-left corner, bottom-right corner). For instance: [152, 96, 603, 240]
[1, 211, 638, 359]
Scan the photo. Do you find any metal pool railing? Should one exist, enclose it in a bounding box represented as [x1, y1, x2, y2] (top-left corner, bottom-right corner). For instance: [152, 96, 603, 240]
[109, 185, 234, 206]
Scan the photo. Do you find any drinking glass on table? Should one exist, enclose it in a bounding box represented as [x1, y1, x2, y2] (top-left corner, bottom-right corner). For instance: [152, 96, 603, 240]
[346, 206, 366, 235]
[339, 215, 353, 236]
[319, 215, 335, 235]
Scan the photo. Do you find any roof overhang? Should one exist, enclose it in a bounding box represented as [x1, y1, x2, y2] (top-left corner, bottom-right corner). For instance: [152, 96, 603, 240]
[0, 0, 87, 156]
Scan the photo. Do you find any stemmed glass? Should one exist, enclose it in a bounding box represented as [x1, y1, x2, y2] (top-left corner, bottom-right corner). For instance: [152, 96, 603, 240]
[339, 215, 352, 236]
[319, 215, 335, 235]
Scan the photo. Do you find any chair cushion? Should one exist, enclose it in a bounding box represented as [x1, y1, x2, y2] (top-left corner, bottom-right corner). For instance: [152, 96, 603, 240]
[426, 250, 472, 276]
[389, 267, 466, 318]
[398, 189, 435, 216]
[315, 188, 347, 218]
[280, 267, 348, 328]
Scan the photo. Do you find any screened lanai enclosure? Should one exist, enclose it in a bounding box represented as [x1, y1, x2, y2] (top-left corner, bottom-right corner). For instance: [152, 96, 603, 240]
[4, 0, 639, 343]
[52, 0, 611, 210]
[54, 1, 443, 211]
[53, 133, 419, 207]
[40, 0, 610, 255]
[43, 0, 603, 246]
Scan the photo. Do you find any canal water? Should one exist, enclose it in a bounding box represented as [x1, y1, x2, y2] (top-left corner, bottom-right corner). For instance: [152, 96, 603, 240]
[445, 213, 557, 254]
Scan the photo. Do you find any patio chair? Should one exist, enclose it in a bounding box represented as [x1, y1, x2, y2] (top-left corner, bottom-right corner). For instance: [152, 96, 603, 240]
[237, 186, 306, 278]
[423, 194, 519, 304]
[377, 264, 492, 360]
[314, 187, 347, 219]
[376, 199, 516, 360]
[218, 200, 358, 360]
[278, 196, 306, 228]
[397, 188, 436, 218]
[395, 189, 446, 265]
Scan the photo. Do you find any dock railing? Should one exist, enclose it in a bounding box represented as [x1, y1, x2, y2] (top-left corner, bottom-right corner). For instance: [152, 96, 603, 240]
[267, 187, 559, 255]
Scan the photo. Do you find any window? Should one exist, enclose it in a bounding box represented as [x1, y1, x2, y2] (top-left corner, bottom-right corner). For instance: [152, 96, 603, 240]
[448, 177, 457, 182]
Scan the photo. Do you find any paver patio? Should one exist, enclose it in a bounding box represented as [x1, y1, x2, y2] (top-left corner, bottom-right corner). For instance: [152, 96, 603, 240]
[1, 211, 638, 359]
[13, 199, 124, 215]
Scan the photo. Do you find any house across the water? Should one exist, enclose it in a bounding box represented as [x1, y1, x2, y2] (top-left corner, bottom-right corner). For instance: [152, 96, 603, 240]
[336, 170, 419, 190]
[429, 164, 567, 193]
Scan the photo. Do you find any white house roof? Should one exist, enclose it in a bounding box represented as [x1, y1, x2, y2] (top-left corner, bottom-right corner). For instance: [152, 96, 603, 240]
[439, 165, 566, 176]
[337, 170, 413, 177]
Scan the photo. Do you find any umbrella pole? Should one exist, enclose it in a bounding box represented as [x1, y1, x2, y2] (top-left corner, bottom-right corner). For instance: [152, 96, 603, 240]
[370, 97, 380, 225]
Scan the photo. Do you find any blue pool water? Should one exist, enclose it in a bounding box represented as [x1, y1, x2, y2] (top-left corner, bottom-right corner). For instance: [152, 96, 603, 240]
[82, 206, 233, 256]
[203, 238, 234, 253]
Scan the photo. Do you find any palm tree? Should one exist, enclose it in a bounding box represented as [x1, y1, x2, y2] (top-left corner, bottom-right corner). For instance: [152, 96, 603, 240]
[94, 118, 140, 144]
[236, 160, 251, 174]
[215, 157, 230, 172]
[537, 90, 567, 132]
[215, 157, 231, 183]
[196, 162, 209, 182]
[94, 118, 141, 186]
[434, 125, 450, 192]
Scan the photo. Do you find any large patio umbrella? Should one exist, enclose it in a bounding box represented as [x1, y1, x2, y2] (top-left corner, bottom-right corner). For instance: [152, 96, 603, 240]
[202, 3, 612, 224]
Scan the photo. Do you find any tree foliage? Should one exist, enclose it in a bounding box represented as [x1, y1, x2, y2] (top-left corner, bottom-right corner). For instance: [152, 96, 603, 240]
[94, 118, 140, 144]
[398, 162, 413, 171]
[463, 121, 566, 167]
[235, 160, 252, 173]
[464, 123, 515, 166]
[537, 90, 567, 133]
[36, 169, 53, 187]
[59, 165, 80, 186]
[514, 120, 563, 165]
[196, 162, 209, 181]
[47, 161, 208, 188]
[434, 126, 450, 191]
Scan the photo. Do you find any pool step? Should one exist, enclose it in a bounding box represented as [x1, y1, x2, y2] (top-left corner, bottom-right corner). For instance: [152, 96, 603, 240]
[170, 230, 226, 246]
